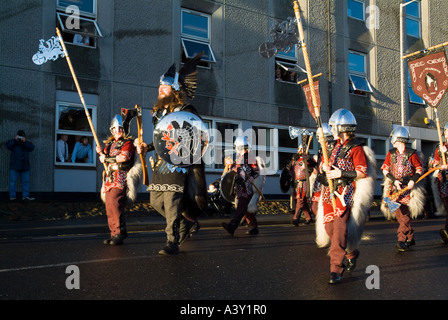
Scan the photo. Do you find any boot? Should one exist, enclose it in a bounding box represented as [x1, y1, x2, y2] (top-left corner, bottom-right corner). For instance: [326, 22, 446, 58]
[158, 242, 179, 256]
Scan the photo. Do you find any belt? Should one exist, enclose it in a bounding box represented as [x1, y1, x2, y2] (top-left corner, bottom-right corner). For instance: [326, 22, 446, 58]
[108, 163, 119, 171]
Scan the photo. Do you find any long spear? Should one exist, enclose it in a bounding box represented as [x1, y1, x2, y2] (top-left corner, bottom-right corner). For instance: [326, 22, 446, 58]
[55, 28, 106, 171]
[293, 1, 336, 209]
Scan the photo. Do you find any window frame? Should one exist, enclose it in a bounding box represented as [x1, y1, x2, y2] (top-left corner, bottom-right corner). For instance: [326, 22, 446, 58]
[55, 101, 97, 168]
[405, 0, 422, 39]
[57, 0, 97, 18]
[202, 118, 242, 172]
[56, 0, 102, 49]
[348, 50, 373, 95]
[181, 8, 216, 65]
[347, 0, 365, 21]
[275, 45, 302, 84]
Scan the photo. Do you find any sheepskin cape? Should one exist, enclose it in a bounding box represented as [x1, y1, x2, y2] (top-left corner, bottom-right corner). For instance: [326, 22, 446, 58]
[101, 138, 143, 206]
[315, 145, 377, 252]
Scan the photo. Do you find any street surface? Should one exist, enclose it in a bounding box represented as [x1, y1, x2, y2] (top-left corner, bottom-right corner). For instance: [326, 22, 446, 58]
[0, 217, 447, 306]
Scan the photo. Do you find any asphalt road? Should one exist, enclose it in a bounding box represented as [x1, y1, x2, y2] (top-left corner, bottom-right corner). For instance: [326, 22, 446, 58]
[0, 217, 447, 305]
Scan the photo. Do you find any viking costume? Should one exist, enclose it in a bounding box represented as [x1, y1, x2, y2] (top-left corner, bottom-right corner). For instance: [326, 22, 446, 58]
[430, 123, 448, 243]
[315, 109, 376, 284]
[380, 126, 425, 251]
[287, 141, 317, 225]
[311, 123, 335, 216]
[144, 53, 207, 255]
[100, 112, 142, 245]
[222, 136, 266, 235]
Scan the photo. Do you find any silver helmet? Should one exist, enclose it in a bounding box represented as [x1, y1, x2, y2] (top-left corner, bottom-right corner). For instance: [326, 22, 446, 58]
[234, 136, 251, 152]
[329, 108, 357, 136]
[317, 123, 334, 141]
[110, 114, 124, 135]
[159, 63, 180, 91]
[390, 126, 410, 144]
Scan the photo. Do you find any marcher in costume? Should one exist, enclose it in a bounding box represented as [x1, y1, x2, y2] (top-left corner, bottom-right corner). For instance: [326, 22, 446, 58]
[221, 136, 266, 235]
[137, 53, 208, 255]
[287, 139, 317, 225]
[97, 112, 142, 245]
[311, 123, 335, 217]
[380, 126, 425, 252]
[316, 109, 376, 284]
[430, 122, 448, 243]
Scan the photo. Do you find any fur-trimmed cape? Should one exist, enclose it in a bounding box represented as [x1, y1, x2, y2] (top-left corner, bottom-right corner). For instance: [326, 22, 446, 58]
[101, 138, 143, 206]
[380, 176, 426, 221]
[315, 145, 377, 252]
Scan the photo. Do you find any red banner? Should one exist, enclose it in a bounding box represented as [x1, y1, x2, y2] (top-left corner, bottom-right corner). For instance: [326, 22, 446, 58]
[408, 50, 448, 107]
[302, 79, 321, 120]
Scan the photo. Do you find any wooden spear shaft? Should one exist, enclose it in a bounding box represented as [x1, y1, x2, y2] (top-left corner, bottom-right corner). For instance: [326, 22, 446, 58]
[401, 41, 448, 60]
[56, 28, 107, 171]
[293, 1, 336, 208]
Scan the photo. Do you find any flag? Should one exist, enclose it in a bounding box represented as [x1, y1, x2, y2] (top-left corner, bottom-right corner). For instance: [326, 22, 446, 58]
[408, 49, 448, 107]
[301, 78, 321, 120]
[32, 36, 65, 65]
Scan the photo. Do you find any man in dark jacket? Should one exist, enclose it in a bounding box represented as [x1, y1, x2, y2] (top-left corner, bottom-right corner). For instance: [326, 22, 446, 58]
[6, 130, 35, 201]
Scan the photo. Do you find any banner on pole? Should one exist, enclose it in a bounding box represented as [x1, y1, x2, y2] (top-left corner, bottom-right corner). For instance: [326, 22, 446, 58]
[301, 78, 321, 120]
[408, 49, 448, 107]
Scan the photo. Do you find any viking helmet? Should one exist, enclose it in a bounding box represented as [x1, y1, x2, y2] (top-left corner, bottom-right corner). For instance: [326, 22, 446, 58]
[317, 123, 333, 142]
[390, 126, 410, 144]
[234, 136, 251, 152]
[329, 108, 357, 136]
[110, 114, 124, 135]
[159, 64, 180, 91]
[159, 52, 204, 100]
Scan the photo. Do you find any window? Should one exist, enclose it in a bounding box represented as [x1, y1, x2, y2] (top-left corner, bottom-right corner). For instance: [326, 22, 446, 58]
[347, 0, 365, 21]
[202, 119, 240, 170]
[407, 68, 425, 105]
[181, 9, 216, 65]
[348, 50, 373, 95]
[56, 0, 102, 48]
[55, 102, 97, 167]
[275, 46, 303, 84]
[252, 125, 277, 174]
[405, 0, 421, 38]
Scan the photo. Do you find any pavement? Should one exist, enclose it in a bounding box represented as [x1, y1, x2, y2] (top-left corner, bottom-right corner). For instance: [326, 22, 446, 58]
[0, 199, 386, 239]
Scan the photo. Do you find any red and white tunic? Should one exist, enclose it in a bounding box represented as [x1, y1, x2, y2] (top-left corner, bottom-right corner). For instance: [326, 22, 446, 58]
[103, 139, 135, 192]
[321, 139, 368, 223]
[381, 149, 423, 205]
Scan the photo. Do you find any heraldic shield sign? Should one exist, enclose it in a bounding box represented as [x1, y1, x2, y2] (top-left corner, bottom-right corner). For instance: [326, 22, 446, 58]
[153, 111, 209, 167]
[408, 49, 448, 107]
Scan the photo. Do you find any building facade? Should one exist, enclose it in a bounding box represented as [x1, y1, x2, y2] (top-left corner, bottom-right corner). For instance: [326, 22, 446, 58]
[1, 0, 448, 199]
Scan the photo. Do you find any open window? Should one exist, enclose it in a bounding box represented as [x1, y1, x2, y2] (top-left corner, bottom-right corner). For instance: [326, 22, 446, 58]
[56, 0, 102, 48]
[181, 8, 216, 67]
[275, 45, 302, 84]
[349, 50, 373, 95]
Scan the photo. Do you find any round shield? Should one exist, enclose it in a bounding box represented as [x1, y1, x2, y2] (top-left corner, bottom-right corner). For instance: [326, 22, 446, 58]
[279, 167, 292, 193]
[220, 171, 237, 203]
[153, 111, 209, 167]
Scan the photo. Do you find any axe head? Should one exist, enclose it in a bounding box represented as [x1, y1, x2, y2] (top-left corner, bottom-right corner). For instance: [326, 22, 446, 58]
[383, 197, 401, 213]
[289, 126, 311, 140]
